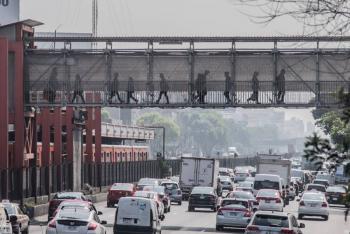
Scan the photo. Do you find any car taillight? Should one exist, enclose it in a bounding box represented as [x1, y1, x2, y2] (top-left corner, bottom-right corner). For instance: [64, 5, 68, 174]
[275, 198, 281, 203]
[299, 201, 305, 206]
[217, 209, 223, 215]
[281, 228, 295, 234]
[256, 197, 261, 202]
[244, 211, 252, 217]
[48, 220, 56, 228]
[88, 223, 98, 230]
[322, 202, 328, 207]
[246, 225, 259, 231]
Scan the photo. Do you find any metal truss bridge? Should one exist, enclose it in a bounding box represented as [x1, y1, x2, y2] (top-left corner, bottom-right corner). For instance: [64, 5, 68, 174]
[24, 36, 350, 108]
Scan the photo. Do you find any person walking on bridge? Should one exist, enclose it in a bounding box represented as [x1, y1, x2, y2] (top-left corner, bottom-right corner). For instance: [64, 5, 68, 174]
[108, 72, 123, 104]
[196, 70, 209, 104]
[72, 74, 85, 103]
[127, 77, 138, 104]
[46, 67, 59, 104]
[247, 71, 260, 104]
[276, 69, 286, 104]
[156, 73, 170, 104]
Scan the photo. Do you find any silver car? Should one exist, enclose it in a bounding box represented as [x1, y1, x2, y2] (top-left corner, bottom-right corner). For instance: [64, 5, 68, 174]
[245, 211, 305, 234]
[46, 207, 107, 234]
[298, 192, 329, 220]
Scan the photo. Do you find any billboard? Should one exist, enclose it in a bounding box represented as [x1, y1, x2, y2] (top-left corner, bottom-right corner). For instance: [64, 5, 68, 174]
[0, 0, 19, 26]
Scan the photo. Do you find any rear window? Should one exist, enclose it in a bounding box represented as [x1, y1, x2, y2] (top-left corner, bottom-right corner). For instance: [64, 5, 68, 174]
[307, 185, 326, 192]
[229, 192, 254, 199]
[252, 214, 289, 228]
[239, 182, 252, 188]
[162, 183, 179, 190]
[254, 181, 279, 190]
[221, 200, 248, 208]
[111, 184, 133, 191]
[58, 208, 90, 220]
[134, 191, 155, 199]
[191, 187, 214, 195]
[138, 178, 158, 185]
[302, 193, 324, 201]
[54, 193, 82, 200]
[3, 204, 15, 215]
[326, 186, 346, 193]
[257, 190, 278, 197]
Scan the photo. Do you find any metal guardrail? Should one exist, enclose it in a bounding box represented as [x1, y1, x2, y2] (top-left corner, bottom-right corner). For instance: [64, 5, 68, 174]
[101, 123, 155, 140]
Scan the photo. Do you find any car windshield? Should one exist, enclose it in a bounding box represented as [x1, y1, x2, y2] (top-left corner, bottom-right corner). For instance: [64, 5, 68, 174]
[254, 181, 279, 190]
[221, 200, 248, 208]
[54, 192, 82, 200]
[219, 176, 231, 181]
[252, 214, 289, 228]
[326, 186, 346, 193]
[191, 187, 214, 195]
[257, 190, 278, 197]
[307, 185, 326, 192]
[111, 183, 133, 191]
[3, 204, 15, 215]
[314, 180, 328, 185]
[138, 178, 158, 185]
[58, 208, 90, 220]
[162, 183, 178, 190]
[302, 193, 324, 201]
[229, 192, 254, 199]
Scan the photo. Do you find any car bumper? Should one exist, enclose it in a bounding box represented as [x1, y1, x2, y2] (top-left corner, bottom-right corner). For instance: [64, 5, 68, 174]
[258, 203, 283, 211]
[113, 225, 158, 234]
[170, 195, 182, 202]
[189, 202, 216, 208]
[216, 215, 249, 228]
[298, 207, 329, 216]
[326, 196, 344, 204]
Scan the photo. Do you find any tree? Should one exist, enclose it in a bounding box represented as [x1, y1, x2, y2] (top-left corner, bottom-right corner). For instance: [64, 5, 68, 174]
[237, 0, 350, 35]
[101, 109, 111, 123]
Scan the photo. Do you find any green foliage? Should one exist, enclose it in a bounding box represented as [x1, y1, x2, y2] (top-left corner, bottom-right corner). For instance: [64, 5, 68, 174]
[101, 109, 111, 123]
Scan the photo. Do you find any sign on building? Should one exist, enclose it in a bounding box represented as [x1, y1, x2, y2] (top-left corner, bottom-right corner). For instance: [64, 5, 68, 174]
[0, 0, 20, 26]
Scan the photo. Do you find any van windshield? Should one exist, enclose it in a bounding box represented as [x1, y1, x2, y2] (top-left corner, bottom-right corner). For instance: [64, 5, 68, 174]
[254, 180, 279, 190]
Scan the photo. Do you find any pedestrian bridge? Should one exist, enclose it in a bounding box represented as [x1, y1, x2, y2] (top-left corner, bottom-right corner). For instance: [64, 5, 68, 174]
[24, 36, 350, 108]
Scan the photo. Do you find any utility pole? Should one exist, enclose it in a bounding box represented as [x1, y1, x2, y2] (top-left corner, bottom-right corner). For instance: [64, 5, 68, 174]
[92, 0, 98, 48]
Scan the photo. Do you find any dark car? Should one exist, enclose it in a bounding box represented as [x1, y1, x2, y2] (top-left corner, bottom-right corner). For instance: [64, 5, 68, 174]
[188, 187, 218, 212]
[48, 192, 88, 221]
[2, 201, 29, 234]
[107, 183, 136, 207]
[326, 186, 347, 205]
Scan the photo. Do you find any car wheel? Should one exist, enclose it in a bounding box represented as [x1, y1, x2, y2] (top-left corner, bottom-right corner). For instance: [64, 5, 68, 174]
[22, 227, 29, 234]
[213, 206, 217, 212]
[168, 207, 171, 212]
[298, 215, 303, 220]
[216, 225, 223, 231]
[178, 201, 182, 206]
[324, 216, 328, 221]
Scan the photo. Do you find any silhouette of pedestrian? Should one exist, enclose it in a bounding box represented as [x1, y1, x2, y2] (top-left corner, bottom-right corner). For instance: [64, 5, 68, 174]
[276, 69, 286, 104]
[156, 73, 170, 104]
[224, 71, 233, 104]
[147, 80, 155, 103]
[72, 74, 85, 103]
[196, 70, 209, 104]
[47, 67, 59, 104]
[108, 72, 123, 104]
[127, 77, 138, 104]
[247, 71, 260, 104]
[345, 204, 349, 222]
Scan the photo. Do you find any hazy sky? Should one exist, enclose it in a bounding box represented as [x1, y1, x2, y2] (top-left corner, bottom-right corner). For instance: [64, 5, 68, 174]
[20, 0, 315, 124]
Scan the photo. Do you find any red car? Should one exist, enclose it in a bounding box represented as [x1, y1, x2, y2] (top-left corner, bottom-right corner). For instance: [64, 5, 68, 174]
[48, 192, 88, 221]
[107, 183, 136, 207]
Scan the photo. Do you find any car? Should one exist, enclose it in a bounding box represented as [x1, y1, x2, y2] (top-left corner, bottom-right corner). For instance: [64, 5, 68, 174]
[256, 189, 284, 212]
[143, 185, 171, 213]
[136, 178, 160, 191]
[253, 174, 282, 196]
[48, 192, 89, 221]
[216, 199, 253, 231]
[188, 186, 218, 212]
[47, 207, 107, 234]
[245, 211, 305, 234]
[235, 169, 250, 182]
[133, 191, 165, 219]
[239, 181, 254, 188]
[107, 183, 136, 207]
[288, 182, 297, 200]
[325, 186, 347, 205]
[219, 176, 234, 191]
[0, 203, 12, 234]
[52, 200, 102, 219]
[304, 184, 326, 193]
[226, 191, 258, 211]
[298, 192, 329, 220]
[313, 179, 329, 188]
[161, 181, 182, 205]
[2, 201, 29, 234]
[113, 197, 161, 234]
[236, 186, 254, 194]
[244, 177, 255, 183]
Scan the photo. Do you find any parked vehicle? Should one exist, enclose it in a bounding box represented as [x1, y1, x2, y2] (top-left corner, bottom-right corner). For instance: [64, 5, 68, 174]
[0, 203, 12, 234]
[107, 183, 136, 207]
[253, 174, 282, 196]
[256, 189, 284, 212]
[216, 198, 253, 231]
[113, 197, 161, 234]
[180, 157, 219, 200]
[48, 192, 88, 221]
[161, 181, 182, 205]
[133, 191, 165, 219]
[2, 201, 29, 234]
[304, 184, 326, 193]
[245, 211, 305, 234]
[313, 179, 329, 188]
[46, 207, 107, 234]
[298, 192, 329, 220]
[143, 186, 171, 213]
[325, 186, 347, 205]
[188, 187, 218, 212]
[136, 178, 160, 191]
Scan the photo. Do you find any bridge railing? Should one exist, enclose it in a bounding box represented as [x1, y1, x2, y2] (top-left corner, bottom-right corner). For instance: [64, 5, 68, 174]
[23, 80, 344, 107]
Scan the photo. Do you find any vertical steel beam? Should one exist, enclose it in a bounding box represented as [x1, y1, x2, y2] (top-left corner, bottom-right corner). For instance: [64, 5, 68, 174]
[230, 41, 236, 103]
[53, 108, 62, 191]
[105, 50, 112, 105]
[0, 38, 8, 170]
[147, 41, 154, 103]
[316, 41, 321, 106]
[41, 108, 51, 195]
[273, 41, 278, 103]
[188, 41, 195, 104]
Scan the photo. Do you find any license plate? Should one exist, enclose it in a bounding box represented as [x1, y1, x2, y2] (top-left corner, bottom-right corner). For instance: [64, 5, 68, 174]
[332, 198, 338, 201]
[229, 212, 238, 217]
[265, 200, 270, 203]
[123, 218, 132, 224]
[310, 204, 317, 207]
[68, 226, 77, 230]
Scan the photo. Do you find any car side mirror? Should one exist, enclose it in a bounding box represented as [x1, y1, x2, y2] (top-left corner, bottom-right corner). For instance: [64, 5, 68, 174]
[299, 223, 305, 228]
[10, 216, 17, 222]
[100, 220, 107, 225]
[98, 211, 103, 215]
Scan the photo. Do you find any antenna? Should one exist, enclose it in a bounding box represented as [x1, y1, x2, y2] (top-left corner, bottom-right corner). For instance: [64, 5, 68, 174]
[92, 0, 98, 48]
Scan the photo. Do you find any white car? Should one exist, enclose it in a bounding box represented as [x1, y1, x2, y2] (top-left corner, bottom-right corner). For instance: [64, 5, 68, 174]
[256, 189, 284, 212]
[46, 207, 107, 234]
[298, 192, 329, 220]
[0, 203, 12, 234]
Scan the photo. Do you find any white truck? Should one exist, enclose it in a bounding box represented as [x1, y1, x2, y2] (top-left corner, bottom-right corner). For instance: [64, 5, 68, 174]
[256, 158, 292, 187]
[179, 157, 219, 200]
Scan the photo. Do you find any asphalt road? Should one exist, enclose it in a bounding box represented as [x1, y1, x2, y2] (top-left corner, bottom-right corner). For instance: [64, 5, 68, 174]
[30, 199, 349, 234]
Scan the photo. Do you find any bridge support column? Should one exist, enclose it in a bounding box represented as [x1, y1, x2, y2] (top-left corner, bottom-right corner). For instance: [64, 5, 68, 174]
[72, 125, 82, 192]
